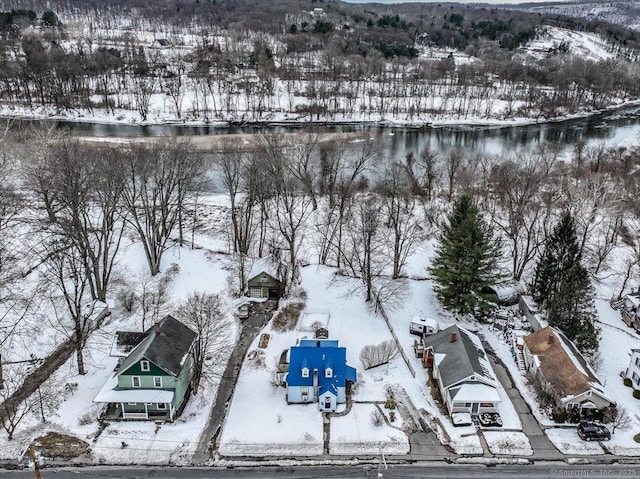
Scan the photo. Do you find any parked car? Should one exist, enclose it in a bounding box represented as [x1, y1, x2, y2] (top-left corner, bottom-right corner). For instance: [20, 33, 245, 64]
[577, 421, 611, 441]
[235, 303, 250, 320]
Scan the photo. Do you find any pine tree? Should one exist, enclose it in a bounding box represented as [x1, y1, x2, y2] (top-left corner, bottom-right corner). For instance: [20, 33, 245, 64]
[548, 263, 600, 356]
[430, 195, 503, 315]
[534, 211, 599, 356]
[533, 211, 581, 310]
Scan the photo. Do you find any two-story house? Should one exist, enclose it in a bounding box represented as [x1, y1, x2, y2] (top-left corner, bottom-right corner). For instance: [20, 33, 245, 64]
[94, 315, 197, 421]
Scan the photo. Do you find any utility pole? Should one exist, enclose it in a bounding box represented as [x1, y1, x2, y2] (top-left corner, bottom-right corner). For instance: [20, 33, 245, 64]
[28, 444, 42, 479]
[377, 443, 387, 478]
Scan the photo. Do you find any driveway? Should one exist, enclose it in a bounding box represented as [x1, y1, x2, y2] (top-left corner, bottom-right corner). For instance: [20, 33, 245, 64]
[193, 303, 271, 464]
[487, 353, 564, 460]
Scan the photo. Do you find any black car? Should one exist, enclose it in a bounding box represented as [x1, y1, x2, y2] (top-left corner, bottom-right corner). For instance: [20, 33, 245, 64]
[577, 421, 611, 441]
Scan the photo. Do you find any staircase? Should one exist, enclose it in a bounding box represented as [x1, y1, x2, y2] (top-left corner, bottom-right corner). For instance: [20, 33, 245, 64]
[515, 347, 526, 372]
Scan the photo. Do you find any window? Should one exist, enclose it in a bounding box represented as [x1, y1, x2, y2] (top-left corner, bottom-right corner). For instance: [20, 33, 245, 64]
[259, 277, 268, 283]
[154, 377, 162, 388]
[301, 387, 309, 395]
[325, 368, 333, 378]
[249, 287, 262, 298]
[157, 403, 167, 410]
[586, 391, 592, 397]
[301, 367, 309, 378]
[141, 360, 150, 372]
[132, 376, 141, 388]
[636, 357, 640, 367]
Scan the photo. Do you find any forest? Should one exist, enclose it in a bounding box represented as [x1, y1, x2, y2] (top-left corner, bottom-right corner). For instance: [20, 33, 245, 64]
[0, 0, 639, 123]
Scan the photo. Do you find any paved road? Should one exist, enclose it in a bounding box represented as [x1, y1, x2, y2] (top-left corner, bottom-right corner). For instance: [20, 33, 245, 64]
[5, 464, 640, 479]
[487, 353, 564, 460]
[192, 305, 271, 464]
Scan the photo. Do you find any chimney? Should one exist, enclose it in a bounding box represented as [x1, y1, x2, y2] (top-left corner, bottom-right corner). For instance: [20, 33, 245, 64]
[154, 322, 161, 334]
[547, 334, 554, 345]
[450, 332, 457, 343]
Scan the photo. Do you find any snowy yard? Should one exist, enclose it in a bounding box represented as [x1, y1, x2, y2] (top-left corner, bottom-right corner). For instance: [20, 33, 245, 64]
[0, 241, 239, 465]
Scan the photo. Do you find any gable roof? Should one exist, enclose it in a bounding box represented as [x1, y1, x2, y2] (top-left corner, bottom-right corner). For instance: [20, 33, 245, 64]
[118, 315, 197, 378]
[248, 257, 282, 282]
[423, 325, 497, 389]
[523, 326, 609, 400]
[286, 339, 357, 392]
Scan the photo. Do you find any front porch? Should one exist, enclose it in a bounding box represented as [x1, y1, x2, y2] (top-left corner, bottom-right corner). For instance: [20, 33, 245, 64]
[102, 402, 174, 421]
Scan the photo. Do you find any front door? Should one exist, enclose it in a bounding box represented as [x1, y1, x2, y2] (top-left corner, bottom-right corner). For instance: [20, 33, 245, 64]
[324, 397, 332, 410]
[471, 402, 479, 415]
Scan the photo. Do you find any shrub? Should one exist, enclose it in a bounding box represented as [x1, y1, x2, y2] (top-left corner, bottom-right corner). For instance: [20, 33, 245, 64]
[360, 340, 399, 370]
[370, 409, 384, 427]
[634, 433, 640, 443]
[552, 408, 567, 423]
[389, 411, 396, 423]
[272, 302, 305, 332]
[384, 397, 396, 410]
[633, 389, 640, 400]
[624, 377, 633, 387]
[77, 412, 95, 426]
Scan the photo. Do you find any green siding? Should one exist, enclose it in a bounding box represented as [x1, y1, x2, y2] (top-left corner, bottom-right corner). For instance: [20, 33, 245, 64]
[120, 358, 168, 377]
[172, 354, 194, 409]
[248, 273, 280, 290]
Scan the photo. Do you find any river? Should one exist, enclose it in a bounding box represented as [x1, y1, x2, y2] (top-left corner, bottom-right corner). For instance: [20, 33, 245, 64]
[8, 105, 640, 161]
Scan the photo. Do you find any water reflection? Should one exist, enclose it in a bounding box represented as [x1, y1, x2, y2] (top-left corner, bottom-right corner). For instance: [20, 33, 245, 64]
[4, 105, 640, 159]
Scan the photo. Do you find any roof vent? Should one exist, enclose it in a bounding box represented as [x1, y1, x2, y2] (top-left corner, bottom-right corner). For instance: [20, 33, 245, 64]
[450, 332, 457, 343]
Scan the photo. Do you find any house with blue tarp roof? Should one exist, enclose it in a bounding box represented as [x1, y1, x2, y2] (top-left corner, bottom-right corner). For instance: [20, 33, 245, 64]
[286, 338, 357, 412]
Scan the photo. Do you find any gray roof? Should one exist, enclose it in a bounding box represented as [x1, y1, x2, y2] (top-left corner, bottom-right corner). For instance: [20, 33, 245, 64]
[118, 315, 197, 377]
[423, 325, 496, 389]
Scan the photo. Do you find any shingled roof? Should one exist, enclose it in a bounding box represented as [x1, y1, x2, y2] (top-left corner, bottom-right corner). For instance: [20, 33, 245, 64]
[423, 325, 497, 389]
[118, 315, 197, 378]
[523, 326, 606, 398]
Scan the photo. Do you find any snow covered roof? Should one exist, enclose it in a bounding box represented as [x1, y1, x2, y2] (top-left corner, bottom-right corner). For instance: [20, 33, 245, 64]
[449, 383, 501, 403]
[110, 331, 148, 357]
[411, 316, 439, 328]
[93, 374, 174, 404]
[423, 325, 497, 389]
[523, 326, 610, 400]
[247, 257, 282, 282]
[118, 315, 197, 378]
[626, 293, 640, 308]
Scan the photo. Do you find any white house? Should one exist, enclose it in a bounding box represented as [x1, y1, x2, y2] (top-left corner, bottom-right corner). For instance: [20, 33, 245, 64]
[625, 349, 640, 389]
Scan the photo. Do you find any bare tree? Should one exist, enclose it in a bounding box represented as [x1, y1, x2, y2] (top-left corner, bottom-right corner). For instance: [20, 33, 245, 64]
[41, 240, 91, 375]
[377, 163, 422, 279]
[360, 339, 399, 369]
[119, 139, 204, 276]
[0, 365, 32, 440]
[176, 292, 231, 394]
[444, 149, 465, 200]
[30, 140, 127, 302]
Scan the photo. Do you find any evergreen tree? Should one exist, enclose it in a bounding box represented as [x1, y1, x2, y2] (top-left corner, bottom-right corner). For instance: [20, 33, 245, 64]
[534, 211, 599, 355]
[430, 195, 503, 314]
[533, 211, 581, 309]
[548, 263, 600, 356]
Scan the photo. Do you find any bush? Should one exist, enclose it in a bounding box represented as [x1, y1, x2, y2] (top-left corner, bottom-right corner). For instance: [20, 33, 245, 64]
[634, 433, 640, 443]
[360, 340, 399, 370]
[552, 408, 567, 423]
[389, 411, 396, 423]
[624, 377, 633, 387]
[271, 302, 304, 332]
[633, 389, 640, 400]
[370, 410, 384, 427]
[384, 397, 396, 410]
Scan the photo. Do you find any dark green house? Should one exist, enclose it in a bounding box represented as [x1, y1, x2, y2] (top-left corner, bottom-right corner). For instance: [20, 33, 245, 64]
[247, 258, 284, 299]
[94, 315, 197, 421]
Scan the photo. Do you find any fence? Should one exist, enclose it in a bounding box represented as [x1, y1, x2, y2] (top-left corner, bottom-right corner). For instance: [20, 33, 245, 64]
[374, 296, 415, 378]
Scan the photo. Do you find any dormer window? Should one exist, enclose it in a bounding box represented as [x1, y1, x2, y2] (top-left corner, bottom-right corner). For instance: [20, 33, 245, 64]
[325, 368, 333, 378]
[301, 367, 309, 378]
[141, 360, 150, 372]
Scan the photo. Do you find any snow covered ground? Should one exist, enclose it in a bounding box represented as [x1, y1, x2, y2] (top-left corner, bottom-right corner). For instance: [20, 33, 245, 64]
[0, 239, 239, 465]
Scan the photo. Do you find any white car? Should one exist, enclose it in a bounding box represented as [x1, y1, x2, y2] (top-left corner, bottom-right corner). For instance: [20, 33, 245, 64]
[235, 304, 250, 319]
